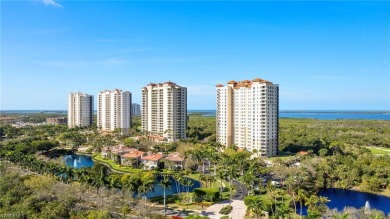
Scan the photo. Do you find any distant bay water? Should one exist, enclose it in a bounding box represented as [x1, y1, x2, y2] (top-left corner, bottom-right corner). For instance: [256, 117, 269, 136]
[1, 110, 390, 120]
[188, 110, 390, 120]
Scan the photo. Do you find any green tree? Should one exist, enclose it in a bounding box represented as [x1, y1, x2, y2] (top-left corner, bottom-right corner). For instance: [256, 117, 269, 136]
[160, 175, 172, 216]
[246, 196, 263, 219]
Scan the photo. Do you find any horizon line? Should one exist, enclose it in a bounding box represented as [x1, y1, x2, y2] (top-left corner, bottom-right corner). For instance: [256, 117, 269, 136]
[1, 109, 390, 112]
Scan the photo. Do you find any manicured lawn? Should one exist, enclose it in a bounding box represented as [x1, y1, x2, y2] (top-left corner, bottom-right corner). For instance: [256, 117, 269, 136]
[188, 173, 234, 200]
[92, 154, 140, 173]
[363, 146, 390, 155]
[188, 173, 227, 189]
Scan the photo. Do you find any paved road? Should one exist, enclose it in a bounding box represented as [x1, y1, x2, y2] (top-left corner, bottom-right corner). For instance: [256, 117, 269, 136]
[200, 199, 246, 219]
[200, 180, 248, 219]
[232, 179, 248, 200]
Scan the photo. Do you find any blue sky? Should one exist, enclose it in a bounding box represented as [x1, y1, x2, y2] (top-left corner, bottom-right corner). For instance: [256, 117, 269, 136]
[2, 1, 389, 110]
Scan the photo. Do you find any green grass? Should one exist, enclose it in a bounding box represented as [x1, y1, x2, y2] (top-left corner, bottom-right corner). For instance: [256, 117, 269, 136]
[92, 154, 140, 173]
[269, 151, 297, 161]
[363, 146, 390, 155]
[187, 173, 233, 200]
[188, 173, 227, 189]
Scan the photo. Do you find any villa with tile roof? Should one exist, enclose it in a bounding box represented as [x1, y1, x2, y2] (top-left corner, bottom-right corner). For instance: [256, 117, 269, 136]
[141, 152, 165, 170]
[120, 150, 146, 167]
[165, 152, 185, 170]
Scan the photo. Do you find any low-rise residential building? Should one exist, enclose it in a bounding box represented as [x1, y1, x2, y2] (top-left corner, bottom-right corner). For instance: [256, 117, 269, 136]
[149, 135, 167, 143]
[101, 145, 133, 160]
[120, 150, 145, 167]
[101, 147, 111, 158]
[46, 117, 68, 125]
[141, 153, 165, 170]
[165, 152, 185, 170]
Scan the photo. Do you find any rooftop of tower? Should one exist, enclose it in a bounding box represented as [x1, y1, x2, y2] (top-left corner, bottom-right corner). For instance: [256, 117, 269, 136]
[216, 78, 273, 88]
[146, 81, 183, 88]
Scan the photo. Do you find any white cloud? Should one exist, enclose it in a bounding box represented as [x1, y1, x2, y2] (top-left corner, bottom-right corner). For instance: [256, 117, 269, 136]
[42, 0, 63, 8]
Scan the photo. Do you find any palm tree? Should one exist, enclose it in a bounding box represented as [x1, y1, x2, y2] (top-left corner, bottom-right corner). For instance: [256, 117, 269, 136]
[275, 204, 292, 218]
[138, 172, 156, 198]
[207, 146, 219, 175]
[199, 173, 207, 187]
[266, 181, 276, 216]
[206, 175, 216, 188]
[297, 189, 307, 218]
[107, 174, 121, 198]
[121, 173, 141, 203]
[92, 165, 108, 206]
[334, 213, 349, 219]
[217, 169, 226, 198]
[160, 175, 172, 216]
[172, 173, 184, 195]
[243, 171, 256, 195]
[65, 166, 75, 184]
[305, 194, 319, 212]
[182, 177, 194, 212]
[226, 165, 236, 206]
[193, 149, 205, 173]
[75, 168, 88, 183]
[247, 196, 263, 219]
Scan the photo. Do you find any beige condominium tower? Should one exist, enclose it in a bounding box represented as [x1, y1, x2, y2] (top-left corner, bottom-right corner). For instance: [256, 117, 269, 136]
[97, 89, 132, 134]
[68, 92, 93, 128]
[141, 81, 187, 142]
[216, 78, 279, 157]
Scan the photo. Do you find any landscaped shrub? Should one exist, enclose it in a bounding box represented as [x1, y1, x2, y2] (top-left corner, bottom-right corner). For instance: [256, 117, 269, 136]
[193, 188, 220, 202]
[220, 216, 230, 219]
[219, 205, 232, 215]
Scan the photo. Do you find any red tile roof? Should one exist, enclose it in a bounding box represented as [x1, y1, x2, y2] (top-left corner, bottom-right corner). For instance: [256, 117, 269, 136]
[166, 152, 184, 162]
[227, 80, 238, 84]
[122, 150, 145, 158]
[142, 153, 165, 161]
[297, 151, 309, 156]
[149, 135, 165, 141]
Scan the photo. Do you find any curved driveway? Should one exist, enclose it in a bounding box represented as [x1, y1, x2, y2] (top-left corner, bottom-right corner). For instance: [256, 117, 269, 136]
[232, 179, 247, 200]
[200, 180, 248, 219]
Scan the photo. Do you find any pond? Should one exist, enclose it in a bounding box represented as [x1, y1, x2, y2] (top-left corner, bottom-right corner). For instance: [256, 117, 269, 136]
[64, 155, 201, 198]
[63, 154, 94, 168]
[298, 188, 390, 215]
[143, 175, 201, 198]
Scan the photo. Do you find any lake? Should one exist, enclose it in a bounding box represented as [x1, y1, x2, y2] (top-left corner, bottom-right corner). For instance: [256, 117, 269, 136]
[140, 175, 201, 198]
[64, 155, 201, 198]
[2, 110, 389, 120]
[63, 154, 94, 168]
[299, 188, 390, 215]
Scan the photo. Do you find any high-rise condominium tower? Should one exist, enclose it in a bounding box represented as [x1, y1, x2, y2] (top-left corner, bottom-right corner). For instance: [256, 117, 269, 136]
[68, 92, 93, 128]
[132, 103, 141, 116]
[216, 78, 279, 157]
[141, 81, 187, 142]
[97, 89, 132, 133]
